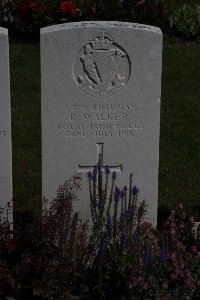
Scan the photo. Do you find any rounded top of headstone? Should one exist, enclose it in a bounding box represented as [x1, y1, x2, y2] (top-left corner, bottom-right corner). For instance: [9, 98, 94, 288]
[0, 27, 8, 35]
[40, 21, 162, 35]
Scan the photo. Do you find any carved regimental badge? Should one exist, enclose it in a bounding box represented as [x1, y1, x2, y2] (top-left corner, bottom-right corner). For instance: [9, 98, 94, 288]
[73, 30, 130, 97]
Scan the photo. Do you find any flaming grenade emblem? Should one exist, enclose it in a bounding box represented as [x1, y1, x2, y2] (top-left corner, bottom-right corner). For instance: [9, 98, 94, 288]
[74, 30, 130, 97]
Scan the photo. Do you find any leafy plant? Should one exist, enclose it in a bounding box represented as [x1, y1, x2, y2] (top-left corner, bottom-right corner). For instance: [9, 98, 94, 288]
[136, 0, 169, 27]
[81, 0, 139, 22]
[172, 4, 200, 38]
[81, 0, 170, 27]
[0, 164, 199, 299]
[6, 0, 80, 33]
[0, 175, 91, 299]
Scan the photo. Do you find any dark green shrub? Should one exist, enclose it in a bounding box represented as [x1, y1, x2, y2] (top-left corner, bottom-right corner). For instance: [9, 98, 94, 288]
[7, 0, 170, 35]
[136, 0, 169, 27]
[172, 4, 200, 38]
[73, 0, 138, 22]
[81, 0, 169, 28]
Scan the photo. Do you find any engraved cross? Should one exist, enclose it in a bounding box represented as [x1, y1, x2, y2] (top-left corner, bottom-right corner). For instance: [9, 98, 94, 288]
[77, 143, 123, 174]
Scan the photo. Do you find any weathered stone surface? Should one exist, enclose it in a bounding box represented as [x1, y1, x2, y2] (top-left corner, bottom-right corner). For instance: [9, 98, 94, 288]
[0, 27, 12, 219]
[41, 21, 162, 226]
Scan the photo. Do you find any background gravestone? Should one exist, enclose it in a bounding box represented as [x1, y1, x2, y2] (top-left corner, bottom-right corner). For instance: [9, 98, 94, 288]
[0, 27, 12, 220]
[41, 22, 162, 226]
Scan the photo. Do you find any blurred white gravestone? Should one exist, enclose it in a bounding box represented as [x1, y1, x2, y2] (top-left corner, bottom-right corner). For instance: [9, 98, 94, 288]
[0, 1, 8, 22]
[41, 22, 162, 226]
[0, 27, 12, 221]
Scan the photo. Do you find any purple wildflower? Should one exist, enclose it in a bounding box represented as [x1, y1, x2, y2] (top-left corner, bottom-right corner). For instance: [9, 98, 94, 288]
[106, 215, 112, 238]
[142, 246, 152, 271]
[87, 171, 92, 180]
[98, 238, 105, 256]
[160, 240, 168, 266]
[92, 174, 97, 182]
[105, 165, 110, 175]
[132, 231, 139, 246]
[114, 187, 120, 203]
[132, 185, 139, 196]
[92, 166, 97, 182]
[97, 160, 101, 172]
[93, 165, 97, 174]
[97, 199, 101, 210]
[120, 235, 127, 249]
[137, 200, 146, 218]
[112, 171, 117, 181]
[119, 211, 126, 230]
[120, 190, 125, 199]
[129, 207, 135, 218]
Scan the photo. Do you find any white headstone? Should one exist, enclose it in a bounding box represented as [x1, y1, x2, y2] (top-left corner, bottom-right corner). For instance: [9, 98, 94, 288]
[41, 22, 162, 226]
[0, 27, 12, 220]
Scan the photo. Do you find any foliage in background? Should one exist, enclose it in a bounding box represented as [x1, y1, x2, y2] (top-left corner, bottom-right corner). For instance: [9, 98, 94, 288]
[172, 4, 200, 38]
[6, 0, 80, 33]
[6, 0, 170, 34]
[5, 0, 200, 40]
[136, 0, 169, 27]
[79, 0, 137, 22]
[169, 0, 200, 11]
[80, 0, 169, 27]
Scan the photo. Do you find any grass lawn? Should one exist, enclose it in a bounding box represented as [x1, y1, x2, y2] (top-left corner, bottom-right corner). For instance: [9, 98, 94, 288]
[159, 43, 200, 220]
[10, 42, 200, 220]
[10, 44, 41, 211]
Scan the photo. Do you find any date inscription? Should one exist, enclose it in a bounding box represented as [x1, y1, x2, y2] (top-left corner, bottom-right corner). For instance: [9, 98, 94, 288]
[57, 103, 144, 138]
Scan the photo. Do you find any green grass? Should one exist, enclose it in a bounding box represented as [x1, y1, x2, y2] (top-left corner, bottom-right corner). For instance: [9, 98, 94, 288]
[10, 42, 200, 220]
[159, 43, 200, 219]
[10, 44, 41, 210]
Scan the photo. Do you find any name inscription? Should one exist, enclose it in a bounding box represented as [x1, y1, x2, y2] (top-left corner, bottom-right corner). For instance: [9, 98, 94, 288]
[57, 103, 144, 138]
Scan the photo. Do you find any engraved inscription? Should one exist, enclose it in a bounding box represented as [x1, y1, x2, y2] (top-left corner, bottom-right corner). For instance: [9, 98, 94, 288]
[0, 130, 6, 137]
[73, 30, 130, 97]
[70, 112, 128, 121]
[57, 103, 143, 138]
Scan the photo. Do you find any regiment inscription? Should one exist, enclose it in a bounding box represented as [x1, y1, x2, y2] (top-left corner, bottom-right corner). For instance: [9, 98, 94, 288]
[57, 103, 143, 138]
